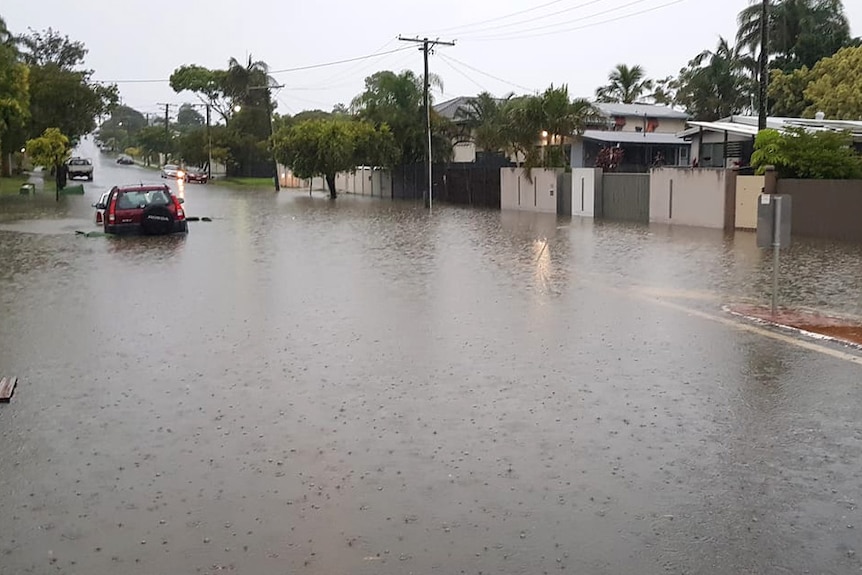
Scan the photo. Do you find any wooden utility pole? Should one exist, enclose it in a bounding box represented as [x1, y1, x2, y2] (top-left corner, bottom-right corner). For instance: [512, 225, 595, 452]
[156, 103, 175, 164]
[206, 104, 212, 180]
[397, 36, 455, 210]
[248, 84, 284, 192]
[190, 103, 213, 180]
[758, 0, 769, 131]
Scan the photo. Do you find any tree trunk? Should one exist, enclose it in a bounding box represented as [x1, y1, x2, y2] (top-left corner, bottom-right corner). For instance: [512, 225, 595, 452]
[1, 150, 10, 178]
[325, 173, 337, 199]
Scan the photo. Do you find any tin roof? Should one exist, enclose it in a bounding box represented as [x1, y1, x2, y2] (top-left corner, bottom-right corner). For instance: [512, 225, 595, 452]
[581, 130, 686, 145]
[594, 102, 689, 120]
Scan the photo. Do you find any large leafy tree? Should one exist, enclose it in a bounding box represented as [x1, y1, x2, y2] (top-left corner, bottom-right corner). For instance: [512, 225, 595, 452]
[767, 67, 813, 117]
[801, 46, 862, 119]
[96, 105, 147, 151]
[768, 45, 862, 119]
[177, 128, 209, 167]
[0, 16, 29, 176]
[171, 56, 276, 177]
[736, 0, 853, 72]
[272, 118, 397, 198]
[18, 27, 117, 145]
[674, 37, 752, 120]
[169, 65, 231, 121]
[176, 103, 204, 131]
[351, 70, 450, 165]
[595, 64, 653, 104]
[135, 125, 172, 165]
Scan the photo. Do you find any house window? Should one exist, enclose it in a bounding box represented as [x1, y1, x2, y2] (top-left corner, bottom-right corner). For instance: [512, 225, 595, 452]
[613, 116, 626, 131]
[701, 143, 725, 167]
[678, 146, 690, 166]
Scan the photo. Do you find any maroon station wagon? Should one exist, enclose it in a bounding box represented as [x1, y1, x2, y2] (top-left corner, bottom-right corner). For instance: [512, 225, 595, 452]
[97, 184, 188, 235]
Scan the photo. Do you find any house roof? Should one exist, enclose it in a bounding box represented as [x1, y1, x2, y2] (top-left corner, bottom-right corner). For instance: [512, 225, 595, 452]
[433, 96, 473, 121]
[581, 130, 687, 145]
[679, 121, 761, 139]
[594, 102, 689, 120]
[678, 115, 862, 140]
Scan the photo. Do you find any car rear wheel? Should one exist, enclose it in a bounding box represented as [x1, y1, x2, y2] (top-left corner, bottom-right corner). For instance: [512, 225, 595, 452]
[140, 205, 176, 235]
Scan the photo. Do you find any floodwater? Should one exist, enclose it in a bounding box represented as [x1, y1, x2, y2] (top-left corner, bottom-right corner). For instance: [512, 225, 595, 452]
[1, 140, 862, 574]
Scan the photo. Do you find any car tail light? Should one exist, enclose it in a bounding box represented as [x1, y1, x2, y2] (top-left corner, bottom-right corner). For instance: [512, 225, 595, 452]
[107, 195, 117, 223]
[172, 196, 185, 220]
[96, 211, 103, 224]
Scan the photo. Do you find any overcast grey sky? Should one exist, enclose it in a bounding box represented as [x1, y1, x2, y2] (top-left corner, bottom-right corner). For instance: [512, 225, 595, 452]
[5, 0, 862, 119]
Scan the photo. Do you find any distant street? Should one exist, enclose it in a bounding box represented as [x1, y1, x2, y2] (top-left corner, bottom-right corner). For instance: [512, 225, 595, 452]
[1, 139, 861, 575]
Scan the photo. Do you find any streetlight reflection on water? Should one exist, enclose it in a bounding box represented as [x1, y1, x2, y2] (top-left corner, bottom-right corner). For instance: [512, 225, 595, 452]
[533, 238, 553, 289]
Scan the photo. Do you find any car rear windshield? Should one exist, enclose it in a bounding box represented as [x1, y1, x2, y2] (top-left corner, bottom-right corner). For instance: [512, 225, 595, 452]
[70, 159, 91, 165]
[116, 189, 172, 210]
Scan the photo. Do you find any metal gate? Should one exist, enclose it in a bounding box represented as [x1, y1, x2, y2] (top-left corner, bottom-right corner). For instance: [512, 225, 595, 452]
[598, 173, 650, 223]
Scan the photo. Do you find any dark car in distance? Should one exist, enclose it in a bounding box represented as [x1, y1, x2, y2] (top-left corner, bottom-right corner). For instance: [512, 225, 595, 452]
[95, 184, 188, 235]
[184, 167, 209, 183]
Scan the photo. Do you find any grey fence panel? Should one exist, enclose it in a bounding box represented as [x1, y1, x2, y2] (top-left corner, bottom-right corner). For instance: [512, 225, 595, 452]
[600, 173, 650, 223]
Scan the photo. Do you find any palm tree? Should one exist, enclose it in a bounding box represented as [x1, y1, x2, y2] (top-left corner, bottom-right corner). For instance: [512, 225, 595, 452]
[675, 37, 752, 121]
[351, 70, 447, 165]
[0, 16, 14, 46]
[224, 55, 274, 107]
[736, 0, 852, 71]
[595, 64, 653, 104]
[542, 85, 600, 167]
[457, 92, 511, 153]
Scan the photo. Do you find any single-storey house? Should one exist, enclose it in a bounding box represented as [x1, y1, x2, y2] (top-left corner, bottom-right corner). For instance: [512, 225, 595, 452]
[679, 115, 862, 168]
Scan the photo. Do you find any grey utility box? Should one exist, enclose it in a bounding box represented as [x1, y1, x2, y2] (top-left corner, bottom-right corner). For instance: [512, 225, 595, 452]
[756, 194, 792, 249]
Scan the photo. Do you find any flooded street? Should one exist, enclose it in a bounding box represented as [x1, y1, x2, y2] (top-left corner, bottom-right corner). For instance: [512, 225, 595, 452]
[2, 142, 862, 574]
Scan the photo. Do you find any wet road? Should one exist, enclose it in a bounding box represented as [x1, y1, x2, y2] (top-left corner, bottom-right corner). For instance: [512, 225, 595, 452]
[1, 140, 862, 574]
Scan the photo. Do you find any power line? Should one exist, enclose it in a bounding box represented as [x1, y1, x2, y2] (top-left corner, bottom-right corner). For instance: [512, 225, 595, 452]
[269, 46, 414, 74]
[276, 96, 295, 114]
[280, 48, 418, 93]
[438, 54, 537, 93]
[466, 0, 686, 42]
[417, 0, 570, 35]
[451, 0, 607, 37]
[437, 54, 489, 95]
[310, 37, 397, 86]
[466, 0, 655, 40]
[93, 46, 415, 84]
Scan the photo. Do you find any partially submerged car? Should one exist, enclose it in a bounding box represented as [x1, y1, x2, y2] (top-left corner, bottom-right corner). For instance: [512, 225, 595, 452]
[95, 184, 187, 235]
[116, 154, 135, 165]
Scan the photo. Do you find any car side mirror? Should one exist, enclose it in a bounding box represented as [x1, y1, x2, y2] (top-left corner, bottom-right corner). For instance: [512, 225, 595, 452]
[93, 202, 105, 209]
[177, 197, 185, 204]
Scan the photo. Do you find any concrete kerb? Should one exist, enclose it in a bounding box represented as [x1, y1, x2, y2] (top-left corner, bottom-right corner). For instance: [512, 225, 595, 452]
[723, 304, 862, 352]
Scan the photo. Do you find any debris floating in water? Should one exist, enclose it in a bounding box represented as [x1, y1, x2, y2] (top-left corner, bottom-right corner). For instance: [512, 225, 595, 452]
[0, 376, 19, 402]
